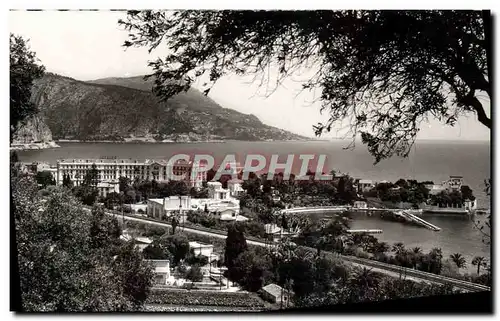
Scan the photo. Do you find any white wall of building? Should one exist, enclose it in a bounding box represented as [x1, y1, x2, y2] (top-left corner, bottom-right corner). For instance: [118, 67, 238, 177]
[56, 158, 205, 188]
[189, 242, 214, 257]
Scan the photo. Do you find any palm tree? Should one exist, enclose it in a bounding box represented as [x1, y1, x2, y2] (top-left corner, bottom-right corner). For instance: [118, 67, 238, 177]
[411, 247, 422, 254]
[407, 247, 423, 269]
[430, 247, 443, 259]
[392, 242, 406, 256]
[450, 253, 467, 270]
[374, 241, 390, 254]
[350, 267, 381, 301]
[471, 256, 487, 275]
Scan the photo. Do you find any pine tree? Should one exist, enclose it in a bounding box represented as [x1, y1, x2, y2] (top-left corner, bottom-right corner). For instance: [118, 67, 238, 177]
[225, 223, 248, 282]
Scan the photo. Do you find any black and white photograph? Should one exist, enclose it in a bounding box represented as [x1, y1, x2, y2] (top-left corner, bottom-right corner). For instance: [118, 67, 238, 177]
[8, 5, 493, 313]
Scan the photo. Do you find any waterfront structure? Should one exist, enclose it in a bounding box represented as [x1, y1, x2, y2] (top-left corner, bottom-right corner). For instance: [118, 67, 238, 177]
[347, 229, 383, 234]
[56, 158, 207, 194]
[425, 175, 464, 195]
[447, 175, 464, 190]
[421, 199, 477, 215]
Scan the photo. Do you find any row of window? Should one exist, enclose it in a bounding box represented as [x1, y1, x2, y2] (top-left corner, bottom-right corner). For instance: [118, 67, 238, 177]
[59, 172, 200, 181]
[59, 164, 196, 170]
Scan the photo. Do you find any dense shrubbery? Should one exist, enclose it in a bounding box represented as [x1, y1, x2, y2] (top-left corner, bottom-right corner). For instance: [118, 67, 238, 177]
[185, 249, 209, 266]
[373, 179, 430, 205]
[368, 178, 476, 207]
[13, 174, 154, 311]
[221, 224, 461, 308]
[294, 277, 458, 307]
[115, 176, 211, 204]
[146, 290, 266, 307]
[239, 171, 358, 217]
[185, 265, 204, 282]
[291, 213, 491, 287]
[186, 210, 267, 239]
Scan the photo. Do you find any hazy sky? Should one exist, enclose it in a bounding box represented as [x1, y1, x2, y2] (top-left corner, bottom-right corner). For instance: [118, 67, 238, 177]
[9, 10, 491, 141]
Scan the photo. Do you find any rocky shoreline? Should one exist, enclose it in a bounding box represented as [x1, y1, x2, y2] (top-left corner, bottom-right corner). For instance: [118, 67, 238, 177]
[10, 141, 60, 151]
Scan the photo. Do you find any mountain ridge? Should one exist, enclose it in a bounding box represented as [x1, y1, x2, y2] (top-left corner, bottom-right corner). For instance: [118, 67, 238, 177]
[13, 73, 307, 145]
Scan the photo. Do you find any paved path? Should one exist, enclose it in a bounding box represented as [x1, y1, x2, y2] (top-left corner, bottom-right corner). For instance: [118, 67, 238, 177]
[85, 207, 490, 293]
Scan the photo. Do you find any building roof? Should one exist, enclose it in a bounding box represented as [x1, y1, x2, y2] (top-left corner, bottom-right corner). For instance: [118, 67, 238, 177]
[220, 214, 249, 221]
[265, 224, 282, 235]
[120, 234, 152, 244]
[57, 158, 199, 167]
[97, 182, 116, 188]
[148, 198, 164, 205]
[135, 237, 153, 244]
[189, 241, 214, 249]
[146, 260, 170, 274]
[262, 283, 292, 297]
[359, 179, 373, 184]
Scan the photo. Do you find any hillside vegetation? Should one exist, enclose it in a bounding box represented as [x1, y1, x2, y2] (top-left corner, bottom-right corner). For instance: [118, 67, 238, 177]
[16, 73, 305, 143]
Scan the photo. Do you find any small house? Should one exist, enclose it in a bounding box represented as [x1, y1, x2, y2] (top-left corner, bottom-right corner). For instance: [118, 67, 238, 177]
[261, 283, 293, 305]
[189, 241, 214, 258]
[358, 179, 374, 193]
[353, 201, 368, 209]
[227, 178, 244, 197]
[120, 233, 152, 252]
[147, 260, 171, 285]
[219, 212, 249, 221]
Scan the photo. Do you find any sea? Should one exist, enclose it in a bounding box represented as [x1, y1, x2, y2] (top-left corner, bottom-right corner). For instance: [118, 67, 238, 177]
[17, 140, 491, 272]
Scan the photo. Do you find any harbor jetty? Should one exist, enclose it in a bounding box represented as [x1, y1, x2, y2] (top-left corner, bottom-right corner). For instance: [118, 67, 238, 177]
[280, 205, 441, 232]
[346, 229, 383, 234]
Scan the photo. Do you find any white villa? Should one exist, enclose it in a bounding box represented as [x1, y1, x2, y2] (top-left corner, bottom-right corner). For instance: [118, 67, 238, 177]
[120, 229, 153, 251]
[357, 179, 375, 193]
[353, 201, 368, 209]
[189, 241, 215, 258]
[188, 241, 220, 267]
[146, 192, 243, 220]
[227, 178, 244, 197]
[120, 234, 153, 252]
[425, 175, 464, 195]
[147, 196, 192, 219]
[207, 181, 230, 200]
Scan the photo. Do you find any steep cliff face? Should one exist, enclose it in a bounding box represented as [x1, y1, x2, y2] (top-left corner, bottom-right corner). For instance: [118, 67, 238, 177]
[12, 115, 53, 143]
[13, 73, 306, 143]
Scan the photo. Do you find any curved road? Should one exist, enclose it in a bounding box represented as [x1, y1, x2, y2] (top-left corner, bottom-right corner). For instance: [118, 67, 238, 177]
[88, 208, 491, 293]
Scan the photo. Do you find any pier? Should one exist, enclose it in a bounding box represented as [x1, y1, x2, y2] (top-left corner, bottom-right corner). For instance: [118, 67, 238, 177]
[346, 229, 383, 234]
[281, 206, 349, 214]
[280, 206, 441, 231]
[393, 210, 441, 231]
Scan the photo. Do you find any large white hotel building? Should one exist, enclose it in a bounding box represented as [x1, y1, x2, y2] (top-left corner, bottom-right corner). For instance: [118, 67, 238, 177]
[56, 158, 207, 196]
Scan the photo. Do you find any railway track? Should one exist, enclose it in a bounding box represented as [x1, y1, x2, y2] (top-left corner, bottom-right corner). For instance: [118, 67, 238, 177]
[83, 206, 491, 293]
